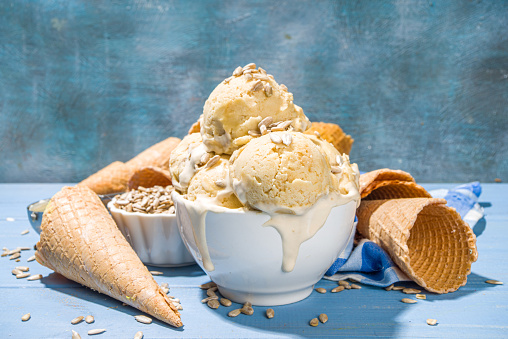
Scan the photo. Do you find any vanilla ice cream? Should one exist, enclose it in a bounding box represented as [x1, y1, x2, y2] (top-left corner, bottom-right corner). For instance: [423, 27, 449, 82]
[201, 63, 311, 155]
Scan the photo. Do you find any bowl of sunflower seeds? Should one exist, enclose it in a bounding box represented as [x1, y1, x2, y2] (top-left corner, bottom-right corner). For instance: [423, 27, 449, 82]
[108, 185, 195, 267]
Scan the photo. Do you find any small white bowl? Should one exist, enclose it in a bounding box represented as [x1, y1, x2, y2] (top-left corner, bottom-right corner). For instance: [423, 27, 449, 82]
[172, 192, 357, 306]
[108, 199, 195, 267]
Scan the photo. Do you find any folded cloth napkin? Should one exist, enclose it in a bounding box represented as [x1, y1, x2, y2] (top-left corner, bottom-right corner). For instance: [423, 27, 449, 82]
[324, 182, 484, 287]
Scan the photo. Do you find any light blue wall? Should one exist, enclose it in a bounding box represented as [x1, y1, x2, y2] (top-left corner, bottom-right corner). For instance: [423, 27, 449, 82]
[1, 0, 507, 183]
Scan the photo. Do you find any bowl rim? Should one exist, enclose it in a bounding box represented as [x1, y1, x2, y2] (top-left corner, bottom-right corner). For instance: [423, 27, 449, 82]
[107, 197, 176, 219]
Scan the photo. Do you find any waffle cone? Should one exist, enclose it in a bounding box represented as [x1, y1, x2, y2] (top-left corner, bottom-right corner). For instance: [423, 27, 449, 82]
[305, 122, 354, 155]
[360, 169, 431, 199]
[35, 186, 183, 327]
[357, 198, 478, 293]
[126, 137, 181, 171]
[128, 167, 172, 190]
[188, 119, 201, 134]
[78, 161, 133, 195]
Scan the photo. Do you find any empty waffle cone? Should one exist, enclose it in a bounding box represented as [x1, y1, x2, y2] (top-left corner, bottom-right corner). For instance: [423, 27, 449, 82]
[305, 122, 354, 155]
[78, 161, 133, 195]
[357, 198, 478, 293]
[128, 167, 172, 190]
[360, 169, 431, 199]
[35, 186, 183, 327]
[126, 137, 181, 171]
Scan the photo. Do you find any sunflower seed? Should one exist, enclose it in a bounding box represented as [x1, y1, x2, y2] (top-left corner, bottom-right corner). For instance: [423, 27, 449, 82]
[200, 281, 216, 289]
[270, 126, 284, 132]
[281, 133, 292, 146]
[71, 330, 81, 339]
[319, 313, 328, 324]
[215, 180, 227, 188]
[16, 266, 29, 272]
[6, 217, 15, 221]
[270, 133, 282, 144]
[201, 296, 219, 303]
[21, 230, 29, 235]
[12, 269, 22, 275]
[253, 73, 269, 81]
[233, 66, 243, 76]
[21, 313, 31, 321]
[331, 166, 342, 174]
[220, 298, 232, 307]
[27, 274, 43, 281]
[176, 304, 183, 310]
[161, 287, 169, 294]
[259, 124, 268, 135]
[16, 272, 30, 279]
[134, 331, 144, 339]
[426, 318, 437, 326]
[244, 73, 253, 81]
[258, 67, 267, 75]
[486, 280, 503, 285]
[315, 287, 326, 294]
[314, 131, 322, 138]
[248, 130, 261, 137]
[258, 116, 273, 130]
[71, 316, 84, 324]
[1, 251, 8, 257]
[338, 280, 349, 287]
[15, 259, 20, 262]
[85, 315, 94, 324]
[331, 286, 345, 293]
[207, 299, 220, 309]
[205, 155, 220, 169]
[392, 286, 405, 291]
[266, 308, 274, 319]
[401, 298, 417, 304]
[251, 80, 263, 92]
[88, 329, 106, 335]
[280, 84, 288, 92]
[134, 315, 152, 324]
[336, 155, 344, 166]
[278, 120, 292, 130]
[160, 283, 169, 289]
[223, 76, 234, 84]
[149, 271, 163, 276]
[243, 63, 256, 70]
[228, 309, 241, 317]
[8, 248, 21, 255]
[264, 84, 273, 97]
[309, 318, 319, 327]
[416, 294, 426, 300]
[200, 152, 211, 165]
[19, 247, 31, 251]
[241, 306, 254, 315]
[403, 288, 421, 294]
[385, 284, 394, 291]
[169, 297, 180, 303]
[9, 253, 21, 260]
[350, 284, 362, 289]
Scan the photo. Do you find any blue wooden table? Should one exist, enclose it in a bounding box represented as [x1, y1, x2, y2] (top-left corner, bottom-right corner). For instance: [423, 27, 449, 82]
[0, 183, 506, 338]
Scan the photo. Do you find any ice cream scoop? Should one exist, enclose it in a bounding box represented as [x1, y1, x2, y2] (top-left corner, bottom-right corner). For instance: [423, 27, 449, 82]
[201, 63, 311, 155]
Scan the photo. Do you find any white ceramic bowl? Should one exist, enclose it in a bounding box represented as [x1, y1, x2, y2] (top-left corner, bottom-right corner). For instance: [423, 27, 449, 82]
[108, 199, 195, 267]
[172, 192, 357, 306]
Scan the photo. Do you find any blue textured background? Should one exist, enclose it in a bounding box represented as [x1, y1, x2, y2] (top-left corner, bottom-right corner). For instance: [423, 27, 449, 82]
[1, 0, 507, 183]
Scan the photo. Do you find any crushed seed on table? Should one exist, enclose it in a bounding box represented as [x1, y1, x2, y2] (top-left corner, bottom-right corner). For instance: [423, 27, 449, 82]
[401, 298, 417, 304]
[309, 318, 319, 327]
[427, 318, 438, 326]
[134, 315, 152, 324]
[71, 316, 84, 324]
[315, 287, 327, 294]
[266, 308, 274, 319]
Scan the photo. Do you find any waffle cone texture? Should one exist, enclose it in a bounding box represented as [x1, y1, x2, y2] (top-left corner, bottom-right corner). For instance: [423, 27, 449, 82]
[357, 169, 478, 293]
[305, 122, 354, 155]
[35, 186, 183, 327]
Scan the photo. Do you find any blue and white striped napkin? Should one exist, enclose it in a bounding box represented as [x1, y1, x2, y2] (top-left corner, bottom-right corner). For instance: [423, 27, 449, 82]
[324, 182, 484, 287]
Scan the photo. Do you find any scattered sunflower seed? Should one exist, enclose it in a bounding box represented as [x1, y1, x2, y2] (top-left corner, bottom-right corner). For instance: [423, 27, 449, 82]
[27, 274, 43, 281]
[19, 247, 31, 251]
[160, 282, 169, 288]
[16, 266, 29, 272]
[149, 271, 163, 276]
[6, 217, 15, 222]
[207, 299, 220, 309]
[200, 282, 217, 289]
[8, 248, 21, 255]
[266, 308, 274, 319]
[278, 120, 292, 130]
[319, 313, 328, 324]
[134, 331, 144, 339]
[201, 296, 219, 303]
[315, 287, 327, 294]
[15, 259, 20, 262]
[88, 329, 106, 335]
[21, 230, 29, 235]
[336, 155, 344, 166]
[9, 253, 21, 260]
[426, 318, 437, 326]
[392, 286, 405, 291]
[338, 280, 350, 287]
[161, 287, 169, 294]
[416, 294, 426, 300]
[403, 288, 421, 294]
[281, 133, 292, 146]
[309, 318, 319, 327]
[233, 66, 243, 76]
[350, 284, 362, 289]
[134, 315, 152, 324]
[16, 272, 30, 279]
[72, 330, 81, 339]
[331, 286, 345, 293]
[486, 280, 503, 285]
[21, 313, 31, 321]
[27, 255, 36, 262]
[71, 316, 84, 324]
[241, 306, 254, 315]
[385, 284, 394, 291]
[206, 287, 218, 297]
[401, 298, 417, 304]
[12, 269, 22, 275]
[85, 315, 94, 324]
[220, 298, 232, 307]
[269, 133, 282, 144]
[228, 309, 241, 317]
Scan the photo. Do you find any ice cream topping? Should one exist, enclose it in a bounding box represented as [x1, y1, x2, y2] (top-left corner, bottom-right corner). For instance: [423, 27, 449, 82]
[170, 63, 360, 273]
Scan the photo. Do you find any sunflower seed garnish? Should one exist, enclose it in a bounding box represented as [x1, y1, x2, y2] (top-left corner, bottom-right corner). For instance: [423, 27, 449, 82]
[243, 63, 256, 70]
[220, 298, 232, 307]
[403, 288, 421, 294]
[244, 73, 253, 81]
[149, 271, 163, 276]
[71, 330, 81, 339]
[207, 299, 220, 309]
[258, 67, 267, 75]
[161, 287, 169, 294]
[223, 76, 233, 84]
[314, 131, 322, 138]
[88, 329, 106, 335]
[134, 331, 144, 339]
[251, 80, 263, 92]
[264, 84, 273, 97]
[253, 73, 269, 81]
[248, 130, 261, 137]
[426, 318, 437, 326]
[200, 152, 211, 165]
[331, 286, 345, 293]
[385, 284, 394, 291]
[315, 287, 326, 294]
[134, 315, 152, 324]
[401, 298, 417, 304]
[21, 313, 31, 321]
[71, 316, 84, 324]
[21, 230, 29, 235]
[19, 247, 31, 251]
[215, 180, 227, 188]
[331, 166, 342, 174]
[270, 133, 282, 144]
[336, 155, 344, 166]
[205, 155, 220, 169]
[416, 294, 426, 300]
[319, 313, 328, 324]
[27, 274, 43, 281]
[278, 120, 292, 130]
[228, 309, 241, 317]
[85, 315, 94, 324]
[486, 280, 503, 285]
[200, 281, 216, 289]
[266, 308, 274, 318]
[16, 272, 30, 279]
[232, 66, 243, 76]
[282, 133, 292, 146]
[280, 84, 288, 92]
[309, 318, 319, 327]
[260, 124, 268, 135]
[258, 116, 273, 130]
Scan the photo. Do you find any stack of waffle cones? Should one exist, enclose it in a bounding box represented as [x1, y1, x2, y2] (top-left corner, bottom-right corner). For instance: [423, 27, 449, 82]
[78, 137, 181, 194]
[36, 186, 183, 327]
[357, 169, 478, 293]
